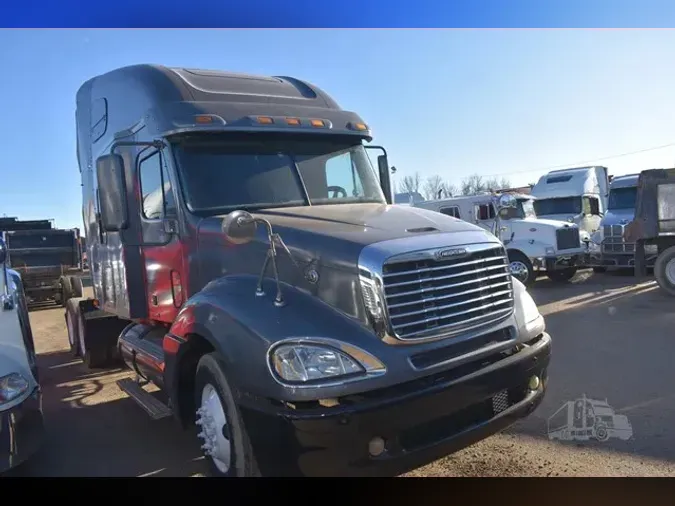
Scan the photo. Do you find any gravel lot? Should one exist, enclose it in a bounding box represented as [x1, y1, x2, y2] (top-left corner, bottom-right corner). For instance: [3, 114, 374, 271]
[15, 270, 675, 477]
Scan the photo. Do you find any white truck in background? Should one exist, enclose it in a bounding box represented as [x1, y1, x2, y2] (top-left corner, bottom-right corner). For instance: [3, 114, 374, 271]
[531, 166, 609, 242]
[413, 192, 586, 286]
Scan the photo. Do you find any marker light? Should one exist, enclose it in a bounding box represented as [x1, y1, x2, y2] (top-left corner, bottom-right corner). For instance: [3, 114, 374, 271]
[195, 115, 213, 124]
[310, 119, 325, 127]
[285, 118, 301, 126]
[257, 116, 274, 125]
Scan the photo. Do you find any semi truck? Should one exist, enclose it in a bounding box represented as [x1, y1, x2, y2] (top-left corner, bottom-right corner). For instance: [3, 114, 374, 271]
[587, 173, 658, 272]
[625, 168, 675, 295]
[530, 166, 609, 242]
[66, 64, 551, 477]
[413, 193, 585, 285]
[0, 217, 84, 306]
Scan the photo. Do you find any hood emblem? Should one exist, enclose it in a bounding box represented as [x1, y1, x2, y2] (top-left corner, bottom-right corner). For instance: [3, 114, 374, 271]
[435, 248, 468, 261]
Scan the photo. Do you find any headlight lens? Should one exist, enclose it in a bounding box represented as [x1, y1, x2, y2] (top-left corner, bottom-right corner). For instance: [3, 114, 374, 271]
[271, 344, 365, 383]
[0, 373, 29, 404]
[515, 284, 541, 324]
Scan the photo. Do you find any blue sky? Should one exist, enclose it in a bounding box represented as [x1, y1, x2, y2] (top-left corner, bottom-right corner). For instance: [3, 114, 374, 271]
[2, 29, 675, 230]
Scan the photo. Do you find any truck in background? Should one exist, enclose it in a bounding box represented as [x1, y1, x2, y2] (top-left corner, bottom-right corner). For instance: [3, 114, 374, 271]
[625, 168, 675, 295]
[65, 64, 551, 477]
[414, 192, 585, 285]
[530, 166, 609, 242]
[587, 172, 658, 272]
[0, 217, 84, 307]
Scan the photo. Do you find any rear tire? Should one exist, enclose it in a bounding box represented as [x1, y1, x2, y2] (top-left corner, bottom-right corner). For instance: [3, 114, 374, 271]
[194, 353, 260, 477]
[654, 246, 675, 296]
[70, 276, 84, 299]
[59, 276, 73, 308]
[507, 250, 535, 287]
[547, 267, 578, 282]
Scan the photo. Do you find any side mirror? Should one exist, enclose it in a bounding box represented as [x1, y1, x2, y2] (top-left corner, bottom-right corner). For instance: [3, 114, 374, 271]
[377, 155, 393, 205]
[0, 237, 6, 264]
[222, 210, 257, 245]
[96, 154, 129, 231]
[497, 194, 517, 210]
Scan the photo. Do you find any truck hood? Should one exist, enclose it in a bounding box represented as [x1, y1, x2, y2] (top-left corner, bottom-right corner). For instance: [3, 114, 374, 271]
[196, 204, 496, 320]
[517, 217, 576, 230]
[602, 209, 634, 227]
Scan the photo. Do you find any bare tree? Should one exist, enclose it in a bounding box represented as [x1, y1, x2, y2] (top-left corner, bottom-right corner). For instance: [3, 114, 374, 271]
[459, 173, 511, 196]
[400, 172, 422, 195]
[422, 175, 444, 200]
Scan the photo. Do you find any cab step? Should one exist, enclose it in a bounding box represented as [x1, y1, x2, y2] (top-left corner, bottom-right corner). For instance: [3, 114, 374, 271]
[116, 378, 172, 420]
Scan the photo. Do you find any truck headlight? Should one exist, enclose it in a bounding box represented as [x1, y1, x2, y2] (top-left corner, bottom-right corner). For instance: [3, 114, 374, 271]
[269, 342, 385, 384]
[512, 278, 542, 324]
[545, 247, 555, 256]
[0, 373, 29, 405]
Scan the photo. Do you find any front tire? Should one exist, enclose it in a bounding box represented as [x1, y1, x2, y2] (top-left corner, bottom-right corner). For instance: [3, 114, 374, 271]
[194, 353, 259, 477]
[654, 246, 675, 296]
[507, 250, 535, 286]
[547, 267, 578, 282]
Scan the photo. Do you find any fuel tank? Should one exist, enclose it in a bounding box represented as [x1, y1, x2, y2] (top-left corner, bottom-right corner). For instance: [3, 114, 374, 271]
[118, 323, 166, 387]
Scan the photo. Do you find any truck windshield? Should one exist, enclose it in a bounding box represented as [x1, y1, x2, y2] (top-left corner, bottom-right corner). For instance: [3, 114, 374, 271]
[172, 135, 386, 215]
[607, 187, 637, 210]
[533, 197, 582, 216]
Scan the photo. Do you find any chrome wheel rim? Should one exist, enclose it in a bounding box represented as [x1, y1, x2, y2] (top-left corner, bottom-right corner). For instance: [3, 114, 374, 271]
[509, 261, 529, 283]
[196, 383, 231, 474]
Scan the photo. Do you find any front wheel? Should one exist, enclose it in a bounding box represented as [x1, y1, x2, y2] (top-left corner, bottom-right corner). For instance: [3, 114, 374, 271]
[194, 353, 260, 477]
[654, 246, 675, 296]
[547, 267, 578, 282]
[507, 250, 535, 286]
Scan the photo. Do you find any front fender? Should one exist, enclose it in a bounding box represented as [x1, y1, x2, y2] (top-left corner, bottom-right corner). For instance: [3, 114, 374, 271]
[505, 240, 551, 260]
[166, 274, 380, 403]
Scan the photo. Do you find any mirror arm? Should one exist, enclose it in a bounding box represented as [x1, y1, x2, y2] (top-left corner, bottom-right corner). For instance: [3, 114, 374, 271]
[110, 139, 165, 155]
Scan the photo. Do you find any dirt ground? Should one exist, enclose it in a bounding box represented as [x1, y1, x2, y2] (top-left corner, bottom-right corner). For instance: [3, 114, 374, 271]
[16, 270, 675, 477]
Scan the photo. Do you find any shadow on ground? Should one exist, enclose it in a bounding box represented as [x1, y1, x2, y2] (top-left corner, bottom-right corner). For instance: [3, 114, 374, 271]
[17, 350, 205, 477]
[509, 272, 675, 464]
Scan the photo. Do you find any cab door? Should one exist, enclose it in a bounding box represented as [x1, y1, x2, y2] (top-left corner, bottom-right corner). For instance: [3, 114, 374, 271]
[136, 147, 184, 323]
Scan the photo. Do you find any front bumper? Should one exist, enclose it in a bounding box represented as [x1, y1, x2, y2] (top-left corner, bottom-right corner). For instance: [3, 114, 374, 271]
[0, 387, 44, 474]
[587, 252, 657, 268]
[240, 333, 551, 477]
[533, 255, 582, 271]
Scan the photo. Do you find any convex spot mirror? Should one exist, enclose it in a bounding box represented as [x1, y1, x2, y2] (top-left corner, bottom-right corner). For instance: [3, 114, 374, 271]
[222, 210, 257, 245]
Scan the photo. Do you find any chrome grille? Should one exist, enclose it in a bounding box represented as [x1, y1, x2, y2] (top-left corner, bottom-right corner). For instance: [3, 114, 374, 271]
[556, 227, 580, 251]
[382, 244, 514, 340]
[602, 224, 634, 254]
